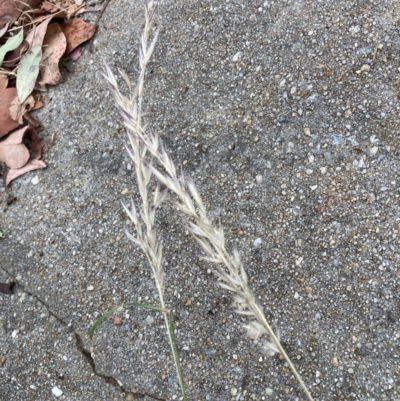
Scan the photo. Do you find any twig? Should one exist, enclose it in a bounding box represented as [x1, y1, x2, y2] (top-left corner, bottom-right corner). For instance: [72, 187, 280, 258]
[89, 0, 112, 53]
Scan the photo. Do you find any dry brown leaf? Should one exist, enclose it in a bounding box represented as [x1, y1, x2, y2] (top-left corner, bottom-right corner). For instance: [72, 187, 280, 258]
[6, 158, 46, 186]
[39, 22, 66, 86]
[41, 0, 81, 19]
[32, 92, 44, 110]
[2, 39, 29, 68]
[0, 79, 19, 137]
[9, 95, 35, 124]
[0, 20, 9, 37]
[0, 126, 30, 169]
[26, 125, 43, 159]
[0, 0, 20, 31]
[60, 19, 96, 55]
[25, 16, 53, 48]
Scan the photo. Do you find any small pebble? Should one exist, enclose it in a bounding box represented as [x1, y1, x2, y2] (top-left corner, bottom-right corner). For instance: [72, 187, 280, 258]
[331, 134, 343, 145]
[253, 237, 262, 248]
[332, 357, 338, 366]
[121, 188, 129, 195]
[286, 142, 294, 153]
[146, 315, 154, 325]
[265, 388, 273, 395]
[230, 387, 237, 396]
[87, 285, 94, 291]
[31, 176, 39, 185]
[52, 387, 63, 397]
[278, 116, 286, 123]
[304, 127, 311, 136]
[370, 146, 378, 155]
[255, 175, 263, 184]
[232, 52, 242, 62]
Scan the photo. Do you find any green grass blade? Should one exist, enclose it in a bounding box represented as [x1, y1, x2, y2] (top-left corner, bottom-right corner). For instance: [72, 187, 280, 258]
[167, 314, 187, 401]
[89, 306, 121, 339]
[90, 303, 168, 339]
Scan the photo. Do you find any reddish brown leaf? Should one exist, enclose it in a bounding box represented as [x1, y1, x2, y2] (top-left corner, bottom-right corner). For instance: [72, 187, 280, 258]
[5, 159, 46, 186]
[9, 95, 35, 124]
[26, 126, 43, 159]
[0, 282, 14, 294]
[0, 0, 20, 31]
[39, 23, 66, 86]
[23, 112, 40, 127]
[60, 19, 96, 55]
[0, 126, 30, 169]
[0, 73, 7, 90]
[0, 84, 19, 138]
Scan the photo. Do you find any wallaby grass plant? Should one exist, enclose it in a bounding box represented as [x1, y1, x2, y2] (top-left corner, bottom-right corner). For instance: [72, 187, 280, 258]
[92, 1, 314, 400]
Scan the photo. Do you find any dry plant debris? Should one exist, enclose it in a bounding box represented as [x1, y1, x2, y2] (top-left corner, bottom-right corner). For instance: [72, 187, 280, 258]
[0, 0, 96, 186]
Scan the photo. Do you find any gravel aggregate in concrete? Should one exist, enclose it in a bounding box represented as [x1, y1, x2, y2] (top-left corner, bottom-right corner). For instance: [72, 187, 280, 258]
[1, 0, 400, 400]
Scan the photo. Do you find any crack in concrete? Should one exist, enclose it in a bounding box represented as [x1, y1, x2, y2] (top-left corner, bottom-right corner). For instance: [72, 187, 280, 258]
[0, 268, 165, 401]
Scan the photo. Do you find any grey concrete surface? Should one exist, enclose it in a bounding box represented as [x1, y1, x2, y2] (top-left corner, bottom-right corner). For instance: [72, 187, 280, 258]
[1, 0, 400, 400]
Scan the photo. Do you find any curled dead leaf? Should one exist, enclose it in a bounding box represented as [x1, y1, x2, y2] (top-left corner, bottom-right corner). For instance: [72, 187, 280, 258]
[60, 19, 96, 55]
[5, 158, 46, 186]
[0, 126, 30, 169]
[9, 95, 35, 124]
[0, 0, 20, 31]
[39, 22, 66, 86]
[41, 0, 82, 19]
[26, 125, 43, 159]
[0, 78, 19, 137]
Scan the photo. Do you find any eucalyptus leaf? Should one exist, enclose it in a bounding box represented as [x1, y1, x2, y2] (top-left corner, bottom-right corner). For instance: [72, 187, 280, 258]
[17, 45, 42, 103]
[0, 29, 24, 67]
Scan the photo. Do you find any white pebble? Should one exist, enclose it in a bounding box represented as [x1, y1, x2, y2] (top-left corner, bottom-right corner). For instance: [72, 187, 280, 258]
[310, 185, 318, 191]
[230, 387, 237, 396]
[87, 285, 94, 291]
[306, 169, 313, 175]
[255, 175, 263, 184]
[253, 238, 262, 248]
[370, 146, 378, 155]
[232, 52, 242, 62]
[31, 176, 39, 185]
[320, 167, 327, 174]
[146, 315, 154, 325]
[52, 387, 63, 397]
[265, 388, 273, 395]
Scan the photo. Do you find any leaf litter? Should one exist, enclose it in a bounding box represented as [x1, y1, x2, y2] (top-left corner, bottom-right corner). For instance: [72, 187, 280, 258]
[0, 0, 97, 187]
